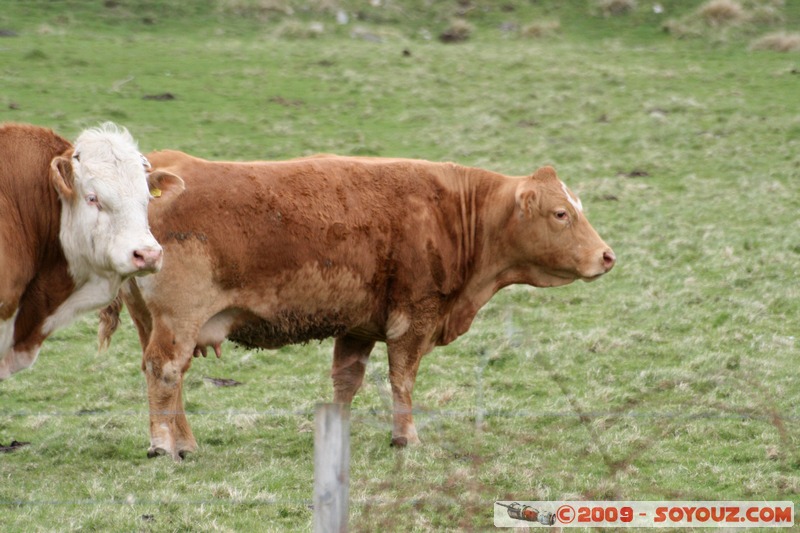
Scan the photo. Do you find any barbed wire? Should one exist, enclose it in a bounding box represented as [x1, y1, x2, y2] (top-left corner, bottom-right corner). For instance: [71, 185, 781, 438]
[0, 496, 309, 507]
[0, 491, 491, 509]
[2, 406, 797, 421]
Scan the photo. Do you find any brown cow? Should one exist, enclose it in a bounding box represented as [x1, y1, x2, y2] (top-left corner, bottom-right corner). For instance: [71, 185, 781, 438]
[100, 150, 615, 460]
[0, 123, 180, 379]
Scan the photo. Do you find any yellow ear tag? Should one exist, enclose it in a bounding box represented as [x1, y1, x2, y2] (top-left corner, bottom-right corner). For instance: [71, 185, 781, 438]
[150, 188, 162, 198]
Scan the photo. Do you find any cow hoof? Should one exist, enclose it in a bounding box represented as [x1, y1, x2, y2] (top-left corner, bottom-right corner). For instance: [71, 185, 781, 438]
[390, 436, 408, 448]
[147, 447, 168, 459]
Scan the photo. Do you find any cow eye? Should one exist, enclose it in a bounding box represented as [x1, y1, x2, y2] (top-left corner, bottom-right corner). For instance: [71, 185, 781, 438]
[555, 210, 569, 220]
[86, 193, 101, 209]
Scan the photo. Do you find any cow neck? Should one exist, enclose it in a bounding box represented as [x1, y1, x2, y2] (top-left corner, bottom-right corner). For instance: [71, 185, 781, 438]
[450, 165, 482, 283]
[438, 169, 517, 345]
[11, 157, 78, 341]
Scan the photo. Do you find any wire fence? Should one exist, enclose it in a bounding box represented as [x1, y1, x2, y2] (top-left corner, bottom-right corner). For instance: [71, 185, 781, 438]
[4, 406, 798, 421]
[2, 335, 797, 530]
[3, 400, 797, 532]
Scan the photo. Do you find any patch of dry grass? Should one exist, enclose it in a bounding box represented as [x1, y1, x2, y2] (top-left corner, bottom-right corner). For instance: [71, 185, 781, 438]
[273, 19, 326, 39]
[751, 31, 800, 52]
[216, 0, 347, 18]
[699, 0, 747, 26]
[521, 20, 561, 39]
[596, 0, 637, 17]
[439, 19, 473, 43]
[749, 3, 785, 26]
[664, 0, 788, 42]
[217, 0, 295, 20]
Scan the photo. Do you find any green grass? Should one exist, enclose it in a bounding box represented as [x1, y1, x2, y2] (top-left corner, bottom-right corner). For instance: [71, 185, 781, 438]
[1, 1, 800, 530]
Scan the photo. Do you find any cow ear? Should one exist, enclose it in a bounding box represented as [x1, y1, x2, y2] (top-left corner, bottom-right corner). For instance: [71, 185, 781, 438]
[532, 165, 558, 180]
[514, 180, 538, 217]
[50, 156, 76, 201]
[147, 170, 185, 202]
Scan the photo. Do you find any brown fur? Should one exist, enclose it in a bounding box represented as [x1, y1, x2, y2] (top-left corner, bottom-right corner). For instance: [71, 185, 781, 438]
[0, 124, 75, 367]
[106, 150, 615, 459]
[97, 294, 123, 352]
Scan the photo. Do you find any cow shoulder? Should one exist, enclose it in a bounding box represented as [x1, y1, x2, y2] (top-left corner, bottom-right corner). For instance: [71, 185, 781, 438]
[0, 124, 72, 317]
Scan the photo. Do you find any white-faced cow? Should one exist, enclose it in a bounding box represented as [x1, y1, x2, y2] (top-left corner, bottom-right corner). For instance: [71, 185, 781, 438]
[99, 151, 615, 460]
[0, 123, 172, 379]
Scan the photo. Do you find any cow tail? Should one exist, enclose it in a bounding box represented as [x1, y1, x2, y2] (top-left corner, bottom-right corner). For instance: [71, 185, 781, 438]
[98, 292, 124, 352]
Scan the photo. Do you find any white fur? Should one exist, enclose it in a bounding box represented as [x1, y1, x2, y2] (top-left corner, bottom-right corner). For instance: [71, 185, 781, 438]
[386, 311, 411, 340]
[134, 274, 158, 300]
[42, 274, 119, 336]
[60, 122, 161, 283]
[560, 181, 583, 213]
[0, 309, 18, 361]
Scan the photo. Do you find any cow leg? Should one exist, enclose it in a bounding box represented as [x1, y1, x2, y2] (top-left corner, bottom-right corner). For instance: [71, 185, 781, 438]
[0, 307, 43, 380]
[143, 325, 196, 461]
[331, 335, 375, 404]
[386, 335, 433, 447]
[0, 309, 19, 379]
[172, 379, 196, 458]
[0, 343, 41, 380]
[0, 262, 23, 379]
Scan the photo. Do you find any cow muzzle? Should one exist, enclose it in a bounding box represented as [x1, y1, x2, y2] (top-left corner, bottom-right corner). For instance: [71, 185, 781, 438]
[132, 247, 163, 274]
[583, 248, 615, 281]
[602, 249, 616, 271]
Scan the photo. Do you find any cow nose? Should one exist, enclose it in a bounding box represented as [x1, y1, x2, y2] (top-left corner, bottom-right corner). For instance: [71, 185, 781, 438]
[132, 248, 163, 271]
[602, 249, 616, 271]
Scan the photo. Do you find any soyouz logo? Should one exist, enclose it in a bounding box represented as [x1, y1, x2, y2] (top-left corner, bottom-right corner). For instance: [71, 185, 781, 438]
[494, 501, 794, 528]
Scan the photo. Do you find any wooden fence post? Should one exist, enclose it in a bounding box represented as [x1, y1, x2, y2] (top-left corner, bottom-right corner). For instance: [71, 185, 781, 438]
[314, 403, 351, 533]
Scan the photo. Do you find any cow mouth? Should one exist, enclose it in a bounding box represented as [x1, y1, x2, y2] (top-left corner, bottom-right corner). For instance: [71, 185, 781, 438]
[133, 265, 162, 276]
[581, 261, 615, 282]
[543, 267, 607, 284]
[530, 269, 578, 288]
[113, 261, 161, 279]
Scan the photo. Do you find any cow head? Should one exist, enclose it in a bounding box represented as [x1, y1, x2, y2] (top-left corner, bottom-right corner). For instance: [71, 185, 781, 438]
[509, 166, 615, 287]
[50, 123, 163, 280]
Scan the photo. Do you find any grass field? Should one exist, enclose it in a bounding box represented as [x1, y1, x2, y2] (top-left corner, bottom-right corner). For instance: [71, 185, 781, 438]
[1, 0, 799, 530]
